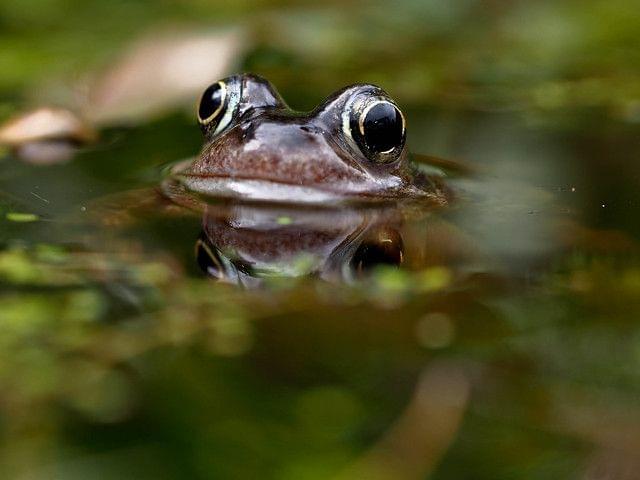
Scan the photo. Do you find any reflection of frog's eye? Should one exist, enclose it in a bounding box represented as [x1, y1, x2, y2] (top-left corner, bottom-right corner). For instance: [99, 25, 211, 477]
[195, 235, 225, 279]
[346, 97, 406, 164]
[350, 228, 404, 275]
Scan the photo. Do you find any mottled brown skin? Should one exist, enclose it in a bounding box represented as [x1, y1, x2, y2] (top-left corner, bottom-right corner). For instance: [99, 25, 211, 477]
[193, 119, 371, 187]
[179, 74, 448, 204]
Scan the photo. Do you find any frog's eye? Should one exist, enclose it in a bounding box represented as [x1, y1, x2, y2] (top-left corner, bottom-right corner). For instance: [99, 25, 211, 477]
[344, 96, 406, 164]
[197, 79, 240, 135]
[198, 81, 225, 124]
[358, 101, 405, 153]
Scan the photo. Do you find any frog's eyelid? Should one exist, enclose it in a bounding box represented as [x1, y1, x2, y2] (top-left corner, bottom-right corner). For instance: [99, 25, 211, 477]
[213, 81, 241, 136]
[341, 95, 357, 143]
[341, 93, 396, 140]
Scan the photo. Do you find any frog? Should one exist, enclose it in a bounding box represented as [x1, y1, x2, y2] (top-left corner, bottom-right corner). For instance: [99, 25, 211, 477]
[170, 73, 449, 205]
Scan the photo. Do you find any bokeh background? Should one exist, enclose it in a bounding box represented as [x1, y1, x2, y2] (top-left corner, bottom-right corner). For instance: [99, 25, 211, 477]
[1, 1, 640, 479]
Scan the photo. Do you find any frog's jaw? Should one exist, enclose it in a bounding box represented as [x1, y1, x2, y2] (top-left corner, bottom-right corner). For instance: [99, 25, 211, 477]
[175, 173, 425, 205]
[180, 176, 345, 203]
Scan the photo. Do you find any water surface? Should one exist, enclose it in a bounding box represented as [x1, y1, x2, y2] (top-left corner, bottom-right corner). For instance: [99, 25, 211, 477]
[1, 104, 639, 479]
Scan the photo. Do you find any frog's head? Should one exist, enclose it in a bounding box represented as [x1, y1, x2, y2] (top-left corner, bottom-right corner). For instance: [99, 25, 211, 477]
[181, 73, 436, 203]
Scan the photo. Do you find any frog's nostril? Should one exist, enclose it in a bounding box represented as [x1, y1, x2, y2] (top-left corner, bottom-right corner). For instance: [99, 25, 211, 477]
[296, 126, 323, 145]
[299, 125, 323, 135]
[240, 122, 257, 141]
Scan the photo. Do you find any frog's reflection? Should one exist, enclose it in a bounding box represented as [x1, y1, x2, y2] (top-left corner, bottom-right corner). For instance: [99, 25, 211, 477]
[195, 204, 404, 287]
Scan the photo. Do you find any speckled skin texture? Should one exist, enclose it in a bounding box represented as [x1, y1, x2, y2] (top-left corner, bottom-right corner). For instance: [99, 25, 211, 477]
[183, 74, 447, 203]
[193, 119, 371, 188]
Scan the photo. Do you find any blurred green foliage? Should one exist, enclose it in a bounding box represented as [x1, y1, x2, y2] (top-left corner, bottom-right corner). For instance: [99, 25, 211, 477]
[1, 237, 640, 479]
[1, 0, 639, 114]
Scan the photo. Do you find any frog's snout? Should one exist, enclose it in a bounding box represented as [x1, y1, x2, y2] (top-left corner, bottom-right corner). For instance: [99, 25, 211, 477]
[194, 119, 370, 189]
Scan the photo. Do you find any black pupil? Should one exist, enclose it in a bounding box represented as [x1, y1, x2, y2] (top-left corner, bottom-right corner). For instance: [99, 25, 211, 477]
[362, 102, 404, 153]
[350, 230, 403, 275]
[199, 83, 223, 121]
[195, 237, 223, 278]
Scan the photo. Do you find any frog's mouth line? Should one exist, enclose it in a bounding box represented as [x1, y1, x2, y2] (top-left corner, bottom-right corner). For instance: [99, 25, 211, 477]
[175, 171, 430, 205]
[167, 160, 445, 205]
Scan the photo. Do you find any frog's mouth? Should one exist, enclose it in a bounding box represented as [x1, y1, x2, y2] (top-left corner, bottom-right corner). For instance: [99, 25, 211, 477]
[181, 174, 383, 202]
[173, 171, 439, 206]
[167, 159, 445, 206]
